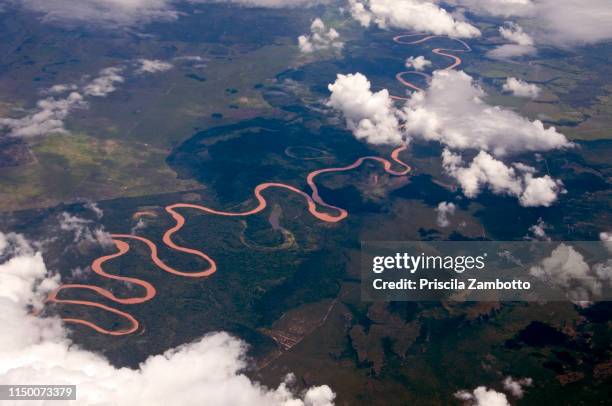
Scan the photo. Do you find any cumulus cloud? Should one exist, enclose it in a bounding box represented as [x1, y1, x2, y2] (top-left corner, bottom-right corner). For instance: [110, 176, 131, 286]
[44, 84, 79, 95]
[135, 59, 174, 74]
[593, 262, 612, 291]
[405, 56, 431, 71]
[0, 92, 86, 138]
[502, 376, 532, 398]
[0, 231, 336, 406]
[83, 67, 125, 97]
[435, 201, 456, 227]
[442, 149, 564, 207]
[402, 70, 569, 156]
[348, 0, 481, 38]
[0, 232, 61, 336]
[328, 70, 570, 156]
[302, 385, 336, 406]
[455, 386, 510, 406]
[502, 77, 540, 98]
[1, 61, 171, 138]
[529, 243, 612, 302]
[486, 21, 536, 59]
[347, 0, 373, 26]
[0, 68, 124, 137]
[131, 218, 148, 234]
[298, 18, 344, 54]
[456, 375, 533, 405]
[1, 66, 130, 137]
[499, 21, 533, 46]
[601, 231, 612, 253]
[526, 217, 550, 241]
[327, 73, 404, 145]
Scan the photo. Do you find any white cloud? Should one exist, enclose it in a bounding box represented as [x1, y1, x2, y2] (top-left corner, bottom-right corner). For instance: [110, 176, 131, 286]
[83, 67, 125, 97]
[298, 18, 344, 54]
[348, 0, 371, 26]
[502, 77, 540, 98]
[303, 385, 336, 406]
[405, 56, 431, 71]
[535, 0, 612, 46]
[0, 92, 86, 138]
[327, 73, 404, 145]
[0, 231, 336, 406]
[131, 218, 148, 234]
[502, 376, 532, 398]
[84, 201, 104, 219]
[327, 70, 571, 156]
[1, 66, 129, 138]
[135, 59, 174, 74]
[527, 217, 550, 241]
[58, 212, 114, 247]
[45, 84, 79, 95]
[435, 201, 456, 227]
[70, 266, 91, 280]
[402, 70, 569, 156]
[486, 21, 536, 59]
[519, 172, 562, 207]
[499, 21, 533, 46]
[442, 149, 564, 207]
[0, 232, 61, 342]
[529, 243, 611, 302]
[348, 0, 481, 38]
[601, 232, 612, 254]
[447, 0, 531, 18]
[8, 0, 179, 27]
[593, 262, 612, 287]
[1, 61, 172, 138]
[174, 55, 206, 62]
[486, 43, 536, 59]
[453, 0, 612, 47]
[197, 0, 328, 7]
[455, 386, 510, 406]
[456, 376, 532, 405]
